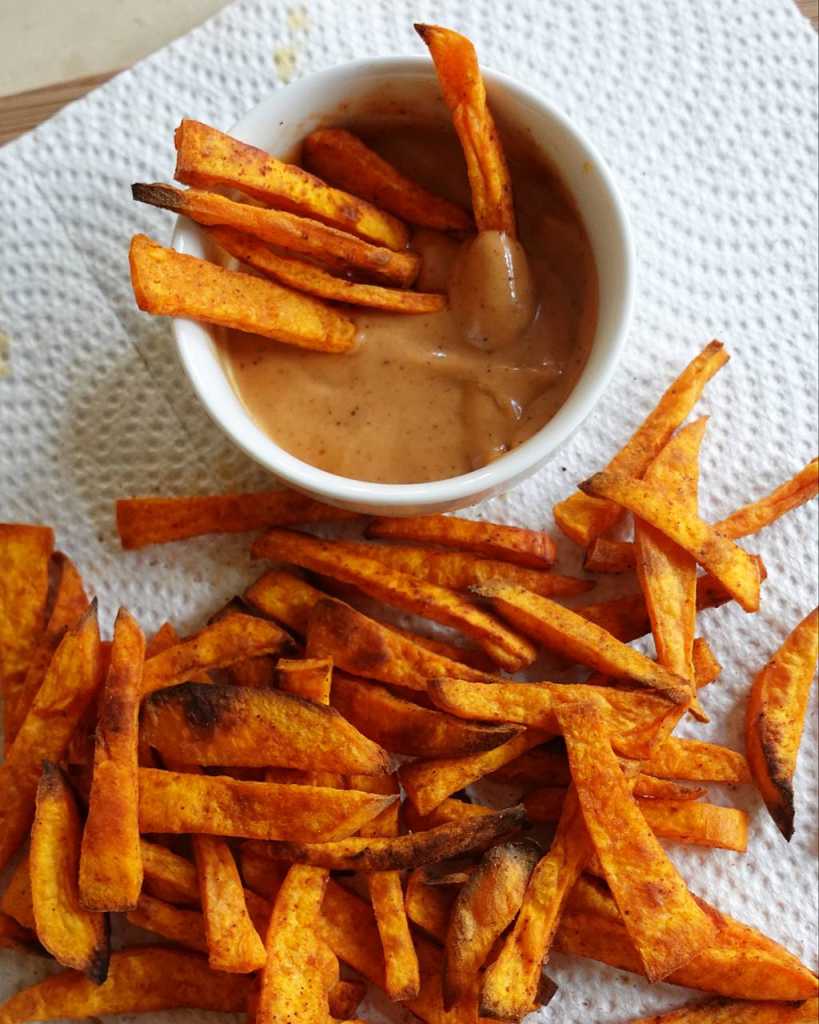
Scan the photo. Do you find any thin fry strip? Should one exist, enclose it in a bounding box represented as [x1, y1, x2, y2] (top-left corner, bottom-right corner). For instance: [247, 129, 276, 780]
[554, 340, 729, 545]
[210, 227, 445, 313]
[173, 118, 408, 249]
[746, 607, 819, 839]
[416, 24, 516, 234]
[583, 537, 637, 574]
[129, 234, 358, 352]
[646, 737, 751, 783]
[579, 471, 761, 612]
[558, 703, 717, 981]
[625, 996, 819, 1023]
[717, 457, 819, 538]
[126, 893, 207, 951]
[140, 840, 200, 904]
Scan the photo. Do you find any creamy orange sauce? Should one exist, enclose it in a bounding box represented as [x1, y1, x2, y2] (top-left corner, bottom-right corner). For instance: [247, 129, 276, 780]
[220, 123, 598, 484]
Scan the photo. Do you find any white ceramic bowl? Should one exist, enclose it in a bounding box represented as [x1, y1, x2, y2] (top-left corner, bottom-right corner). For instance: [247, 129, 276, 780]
[172, 56, 634, 515]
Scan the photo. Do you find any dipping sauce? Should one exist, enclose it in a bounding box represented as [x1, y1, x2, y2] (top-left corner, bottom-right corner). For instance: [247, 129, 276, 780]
[220, 123, 598, 484]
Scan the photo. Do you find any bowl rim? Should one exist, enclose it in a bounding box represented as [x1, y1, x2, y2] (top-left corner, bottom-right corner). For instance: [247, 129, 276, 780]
[172, 54, 635, 509]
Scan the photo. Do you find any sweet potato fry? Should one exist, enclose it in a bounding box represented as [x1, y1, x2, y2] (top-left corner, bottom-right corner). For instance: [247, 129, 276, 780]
[209, 226, 445, 313]
[428, 678, 678, 759]
[0, 946, 253, 1022]
[443, 840, 538, 1009]
[400, 731, 545, 814]
[554, 340, 729, 545]
[250, 805, 526, 871]
[127, 893, 207, 951]
[481, 788, 590, 1020]
[303, 128, 472, 231]
[557, 703, 717, 981]
[583, 536, 636, 574]
[307, 597, 496, 690]
[0, 524, 53, 741]
[1, 854, 35, 930]
[0, 604, 102, 873]
[416, 25, 516, 234]
[30, 762, 109, 980]
[141, 681, 391, 772]
[580, 472, 761, 613]
[555, 875, 819, 1001]
[369, 868, 420, 1001]
[693, 637, 721, 688]
[625, 996, 819, 1023]
[646, 737, 751, 783]
[406, 869, 457, 941]
[140, 839, 199, 904]
[245, 568, 324, 633]
[745, 607, 819, 839]
[141, 613, 291, 695]
[330, 673, 521, 758]
[254, 529, 536, 670]
[717, 457, 819, 539]
[0, 912, 39, 954]
[277, 657, 333, 704]
[477, 582, 691, 703]
[328, 979, 367, 1018]
[116, 489, 356, 549]
[129, 233, 358, 351]
[137, 767, 396, 840]
[403, 798, 494, 832]
[174, 118, 408, 249]
[79, 608, 144, 911]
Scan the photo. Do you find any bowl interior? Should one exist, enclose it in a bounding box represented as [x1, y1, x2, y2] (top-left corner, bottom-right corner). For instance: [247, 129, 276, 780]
[172, 58, 633, 514]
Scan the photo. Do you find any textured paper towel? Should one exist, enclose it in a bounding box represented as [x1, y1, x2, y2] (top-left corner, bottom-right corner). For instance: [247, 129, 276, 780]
[0, 0, 817, 1020]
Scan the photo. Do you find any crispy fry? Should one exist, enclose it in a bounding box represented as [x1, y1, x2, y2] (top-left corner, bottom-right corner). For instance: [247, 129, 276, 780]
[625, 996, 819, 1023]
[254, 529, 536, 670]
[129, 233, 358, 351]
[745, 607, 819, 839]
[0, 604, 102, 873]
[556, 875, 819, 1000]
[693, 637, 721, 688]
[583, 537, 636, 574]
[116, 489, 356, 549]
[717, 457, 819, 539]
[331, 673, 521, 758]
[416, 25, 516, 234]
[307, 597, 496, 690]
[174, 118, 408, 248]
[477, 582, 691, 703]
[277, 657, 333, 704]
[557, 703, 717, 981]
[646, 737, 751, 783]
[554, 340, 729, 545]
[400, 732, 545, 814]
[505, 754, 705, 799]
[403, 798, 494, 832]
[1, 854, 35, 929]
[137, 767, 396, 840]
[79, 608, 144, 911]
[140, 839, 199, 904]
[141, 613, 291, 695]
[30, 762, 109, 981]
[406, 869, 457, 941]
[444, 840, 538, 1009]
[369, 869, 420, 1001]
[0, 946, 253, 1022]
[245, 569, 324, 634]
[249, 805, 526, 871]
[0, 524, 53, 741]
[210, 226, 445, 313]
[634, 776, 707, 801]
[303, 128, 472, 231]
[142, 681, 391, 772]
[127, 893, 207, 951]
[366, 514, 555, 568]
[580, 471, 761, 613]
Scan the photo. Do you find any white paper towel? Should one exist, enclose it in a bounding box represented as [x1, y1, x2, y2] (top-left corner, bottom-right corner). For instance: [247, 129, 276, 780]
[0, 0, 816, 1020]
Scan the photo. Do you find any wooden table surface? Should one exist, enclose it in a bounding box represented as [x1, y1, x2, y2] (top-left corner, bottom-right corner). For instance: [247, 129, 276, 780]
[0, 0, 816, 147]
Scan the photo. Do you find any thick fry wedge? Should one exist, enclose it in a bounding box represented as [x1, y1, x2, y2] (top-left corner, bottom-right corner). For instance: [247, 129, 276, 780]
[31, 762, 109, 981]
[366, 514, 555, 568]
[580, 472, 761, 613]
[416, 25, 516, 234]
[0, 604, 102, 873]
[477, 582, 691, 703]
[745, 607, 819, 839]
[303, 127, 472, 232]
[481, 788, 590, 1020]
[277, 657, 333, 704]
[141, 613, 291, 695]
[140, 839, 199, 904]
[400, 732, 545, 814]
[142, 681, 391, 772]
[210, 226, 445, 313]
[254, 529, 536, 670]
[554, 340, 729, 545]
[116, 489, 356, 549]
[174, 118, 408, 248]
[555, 875, 819, 1001]
[129, 233, 358, 351]
[625, 996, 819, 1023]
[646, 737, 751, 783]
[558, 703, 718, 981]
[249, 805, 526, 871]
[138, 767, 396, 840]
[717, 457, 819, 539]
[331, 673, 521, 758]
[0, 946, 253, 1022]
[307, 597, 496, 690]
[0, 524, 53, 741]
[428, 678, 678, 759]
[79, 608, 144, 912]
[444, 840, 538, 1009]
